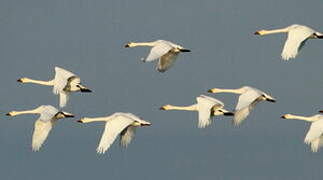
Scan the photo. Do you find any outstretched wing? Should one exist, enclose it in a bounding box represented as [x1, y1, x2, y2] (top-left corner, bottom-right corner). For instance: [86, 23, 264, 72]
[59, 92, 69, 108]
[310, 136, 323, 153]
[53, 67, 75, 94]
[120, 126, 136, 147]
[32, 120, 53, 151]
[156, 48, 180, 72]
[233, 90, 262, 126]
[96, 116, 134, 154]
[144, 42, 173, 62]
[281, 26, 314, 60]
[304, 119, 323, 149]
[196, 95, 223, 128]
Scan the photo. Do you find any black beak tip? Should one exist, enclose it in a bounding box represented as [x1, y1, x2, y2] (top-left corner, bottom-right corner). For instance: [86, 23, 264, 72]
[77, 120, 83, 123]
[5, 113, 10, 116]
[81, 89, 92, 93]
[254, 31, 260, 35]
[159, 107, 165, 110]
[207, 89, 213, 93]
[319, 110, 323, 113]
[17, 79, 22, 82]
[124, 44, 130, 48]
[281, 116, 286, 119]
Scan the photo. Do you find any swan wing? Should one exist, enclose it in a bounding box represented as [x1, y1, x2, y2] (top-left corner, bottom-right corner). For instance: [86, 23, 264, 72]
[282, 26, 314, 60]
[304, 119, 323, 146]
[144, 42, 173, 62]
[32, 119, 53, 151]
[120, 126, 136, 148]
[53, 67, 76, 94]
[96, 116, 134, 154]
[196, 95, 222, 128]
[156, 48, 180, 72]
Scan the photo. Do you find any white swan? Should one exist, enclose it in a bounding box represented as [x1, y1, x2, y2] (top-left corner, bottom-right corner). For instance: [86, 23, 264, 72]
[281, 112, 323, 152]
[124, 40, 190, 72]
[17, 67, 91, 107]
[160, 95, 234, 128]
[6, 105, 74, 151]
[77, 112, 151, 154]
[255, 24, 323, 60]
[208, 86, 276, 126]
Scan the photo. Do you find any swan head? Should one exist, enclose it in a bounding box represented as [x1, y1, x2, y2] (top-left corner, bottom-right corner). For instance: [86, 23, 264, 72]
[212, 109, 234, 116]
[17, 77, 30, 83]
[160, 105, 172, 110]
[281, 114, 292, 119]
[132, 121, 151, 127]
[6, 111, 19, 116]
[254, 30, 268, 36]
[207, 88, 219, 93]
[124, 42, 136, 48]
[54, 111, 75, 119]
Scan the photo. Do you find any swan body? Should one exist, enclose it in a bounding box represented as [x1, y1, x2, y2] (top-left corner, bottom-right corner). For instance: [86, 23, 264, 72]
[255, 24, 323, 60]
[18, 67, 92, 107]
[78, 112, 151, 154]
[6, 105, 74, 151]
[208, 86, 275, 126]
[125, 40, 190, 72]
[160, 95, 234, 128]
[281, 113, 323, 152]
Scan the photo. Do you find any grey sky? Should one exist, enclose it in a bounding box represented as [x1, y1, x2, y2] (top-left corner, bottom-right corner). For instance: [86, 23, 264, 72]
[1, 0, 323, 179]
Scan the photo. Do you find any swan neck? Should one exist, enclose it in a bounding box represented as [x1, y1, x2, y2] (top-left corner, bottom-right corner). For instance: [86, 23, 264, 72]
[262, 28, 289, 35]
[24, 78, 54, 86]
[80, 117, 109, 123]
[11, 107, 41, 116]
[215, 88, 243, 94]
[166, 104, 197, 111]
[131, 42, 157, 47]
[285, 114, 315, 122]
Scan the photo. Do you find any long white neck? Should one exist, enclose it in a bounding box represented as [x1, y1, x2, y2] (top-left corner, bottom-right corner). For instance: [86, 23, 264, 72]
[23, 78, 54, 86]
[261, 28, 289, 35]
[164, 104, 198, 111]
[284, 114, 316, 122]
[80, 117, 111, 123]
[10, 107, 41, 116]
[212, 88, 244, 94]
[130, 42, 157, 47]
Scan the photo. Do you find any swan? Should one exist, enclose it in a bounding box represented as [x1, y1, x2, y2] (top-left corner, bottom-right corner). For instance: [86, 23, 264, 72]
[6, 105, 74, 151]
[160, 95, 234, 128]
[255, 24, 323, 60]
[77, 112, 151, 154]
[124, 40, 190, 72]
[208, 86, 276, 126]
[281, 112, 323, 152]
[17, 67, 92, 107]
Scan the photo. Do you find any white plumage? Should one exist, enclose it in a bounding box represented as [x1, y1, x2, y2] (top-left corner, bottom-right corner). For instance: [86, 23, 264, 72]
[125, 40, 190, 72]
[17, 66, 91, 108]
[208, 86, 276, 126]
[160, 95, 234, 128]
[78, 112, 151, 154]
[282, 113, 323, 152]
[255, 24, 323, 60]
[6, 105, 74, 151]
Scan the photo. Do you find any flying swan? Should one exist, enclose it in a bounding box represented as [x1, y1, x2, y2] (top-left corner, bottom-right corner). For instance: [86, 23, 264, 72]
[208, 86, 276, 126]
[255, 24, 323, 60]
[17, 67, 92, 107]
[160, 95, 234, 128]
[281, 112, 323, 152]
[6, 105, 74, 151]
[78, 112, 151, 154]
[124, 40, 190, 72]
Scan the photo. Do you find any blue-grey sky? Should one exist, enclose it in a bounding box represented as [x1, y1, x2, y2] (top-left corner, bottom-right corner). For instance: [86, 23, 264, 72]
[1, 0, 323, 179]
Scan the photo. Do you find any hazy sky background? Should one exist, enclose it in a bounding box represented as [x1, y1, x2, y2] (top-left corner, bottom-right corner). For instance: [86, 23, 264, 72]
[1, 0, 323, 179]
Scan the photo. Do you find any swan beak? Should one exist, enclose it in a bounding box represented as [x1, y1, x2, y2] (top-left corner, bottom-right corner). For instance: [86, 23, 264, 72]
[267, 99, 276, 103]
[141, 123, 151, 126]
[5, 112, 12, 116]
[80, 88, 92, 93]
[64, 113, 75, 118]
[254, 31, 261, 35]
[319, 110, 323, 113]
[223, 112, 234, 116]
[208, 88, 216, 93]
[124, 44, 130, 48]
[179, 49, 191, 52]
[77, 120, 83, 123]
[160, 106, 166, 110]
[17, 79, 22, 83]
[281, 115, 286, 119]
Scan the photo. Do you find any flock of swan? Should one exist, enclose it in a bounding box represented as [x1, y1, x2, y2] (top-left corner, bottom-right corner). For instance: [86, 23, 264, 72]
[5, 24, 323, 154]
